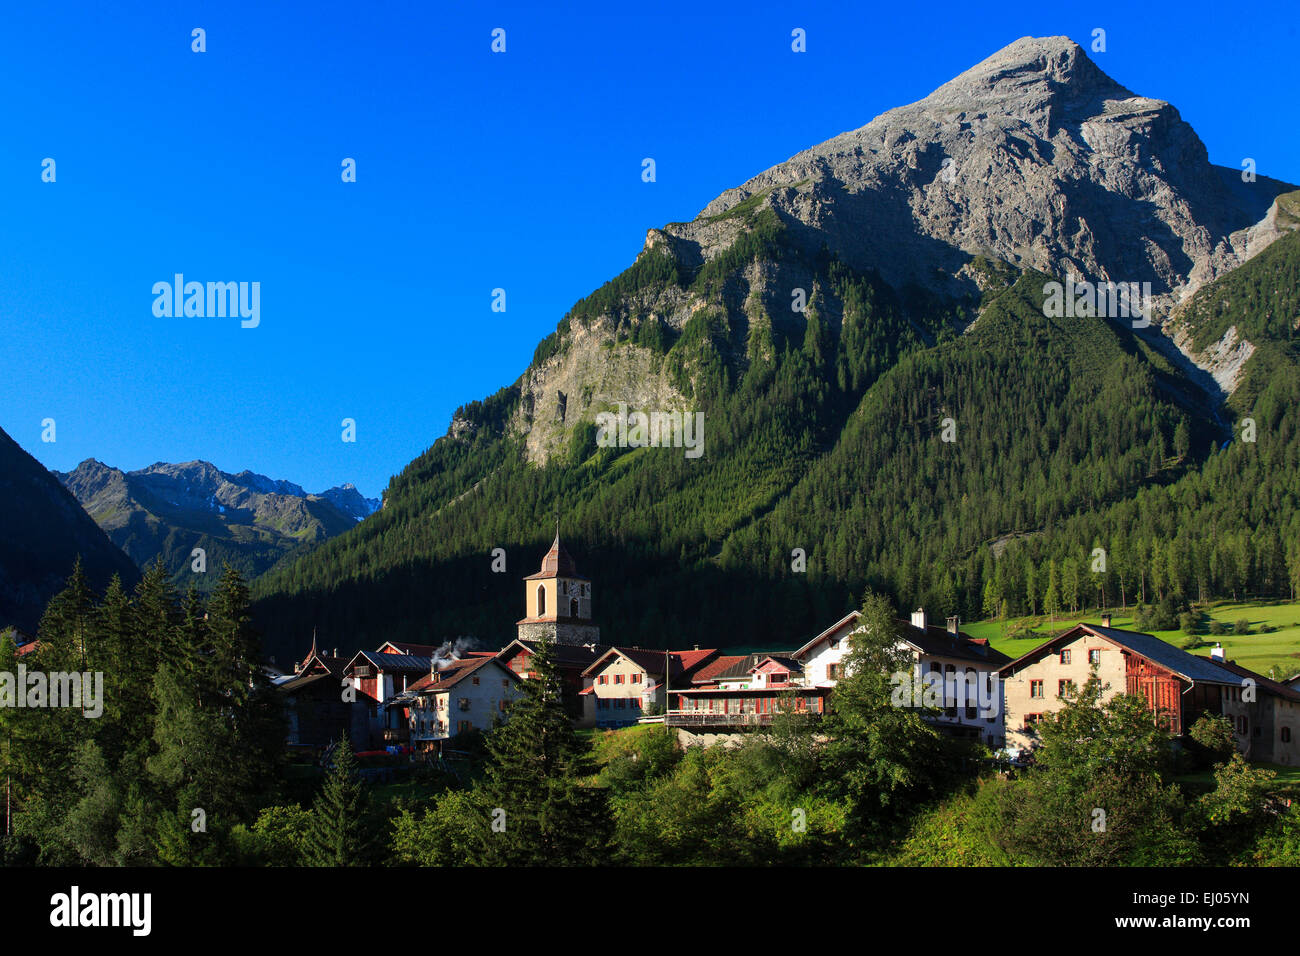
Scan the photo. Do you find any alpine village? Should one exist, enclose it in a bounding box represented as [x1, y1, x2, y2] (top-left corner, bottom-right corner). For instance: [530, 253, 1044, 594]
[5, 33, 1300, 870]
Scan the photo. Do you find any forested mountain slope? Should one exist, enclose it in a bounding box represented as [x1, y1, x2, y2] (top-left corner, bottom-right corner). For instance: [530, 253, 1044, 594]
[250, 38, 1300, 662]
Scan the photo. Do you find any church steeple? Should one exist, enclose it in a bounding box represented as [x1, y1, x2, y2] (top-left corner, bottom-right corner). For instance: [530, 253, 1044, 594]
[517, 520, 599, 646]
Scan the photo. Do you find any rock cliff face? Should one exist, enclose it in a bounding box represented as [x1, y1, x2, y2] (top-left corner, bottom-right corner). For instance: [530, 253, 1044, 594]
[509, 37, 1292, 461]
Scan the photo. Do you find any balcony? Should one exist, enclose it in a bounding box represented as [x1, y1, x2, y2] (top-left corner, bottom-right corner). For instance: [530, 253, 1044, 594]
[664, 710, 817, 728]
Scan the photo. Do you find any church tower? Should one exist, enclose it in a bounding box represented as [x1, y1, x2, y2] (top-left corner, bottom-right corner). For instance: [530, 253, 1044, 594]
[517, 531, 600, 646]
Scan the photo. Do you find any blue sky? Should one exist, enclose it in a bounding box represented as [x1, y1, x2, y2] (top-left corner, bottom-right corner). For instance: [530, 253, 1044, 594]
[2, 0, 1296, 498]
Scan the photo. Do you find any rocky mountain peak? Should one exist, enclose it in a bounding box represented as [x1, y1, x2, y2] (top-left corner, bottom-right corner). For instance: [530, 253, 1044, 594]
[667, 35, 1292, 306]
[938, 35, 1121, 106]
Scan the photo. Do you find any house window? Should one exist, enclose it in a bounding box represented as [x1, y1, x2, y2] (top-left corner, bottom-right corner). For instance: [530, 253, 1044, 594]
[631, 673, 642, 684]
[965, 669, 978, 720]
[615, 674, 624, 684]
[472, 676, 480, 685]
[1059, 649, 1071, 665]
[1030, 680, 1045, 699]
[1089, 649, 1101, 666]
[598, 675, 608, 685]
[1283, 727, 1292, 743]
[570, 598, 579, 617]
[1058, 680, 1070, 698]
[827, 663, 841, 680]
[1025, 713, 1042, 726]
[1237, 715, 1248, 735]
[458, 698, 470, 711]
[502, 679, 508, 688]
[830, 639, 840, 650]
[457, 720, 471, 734]
[537, 585, 546, 617]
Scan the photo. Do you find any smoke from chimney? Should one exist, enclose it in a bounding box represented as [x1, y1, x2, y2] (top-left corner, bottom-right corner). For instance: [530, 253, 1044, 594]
[432, 636, 478, 671]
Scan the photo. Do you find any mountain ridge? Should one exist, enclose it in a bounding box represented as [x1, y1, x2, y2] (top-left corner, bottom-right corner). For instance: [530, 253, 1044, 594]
[56, 458, 380, 590]
[0, 428, 141, 632]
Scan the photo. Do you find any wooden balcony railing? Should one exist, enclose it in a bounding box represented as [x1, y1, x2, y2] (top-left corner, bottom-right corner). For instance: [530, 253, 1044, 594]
[664, 710, 819, 728]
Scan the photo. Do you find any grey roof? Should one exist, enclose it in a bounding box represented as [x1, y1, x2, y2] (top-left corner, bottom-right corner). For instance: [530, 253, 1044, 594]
[1084, 624, 1239, 685]
[1002, 623, 1239, 686]
[349, 651, 433, 672]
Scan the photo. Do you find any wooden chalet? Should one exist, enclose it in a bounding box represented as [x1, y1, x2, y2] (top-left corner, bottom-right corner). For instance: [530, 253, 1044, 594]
[278, 635, 364, 750]
[999, 620, 1241, 752]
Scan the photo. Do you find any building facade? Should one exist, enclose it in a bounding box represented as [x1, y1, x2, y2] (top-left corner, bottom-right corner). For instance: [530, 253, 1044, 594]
[516, 533, 601, 646]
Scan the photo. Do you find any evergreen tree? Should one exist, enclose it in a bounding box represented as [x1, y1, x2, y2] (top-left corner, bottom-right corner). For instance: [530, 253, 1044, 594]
[302, 737, 376, 866]
[475, 638, 610, 865]
[820, 592, 942, 851]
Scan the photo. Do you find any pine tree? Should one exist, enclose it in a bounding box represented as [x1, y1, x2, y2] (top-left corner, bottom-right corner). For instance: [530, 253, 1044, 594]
[302, 736, 375, 866]
[1043, 559, 1061, 625]
[475, 638, 609, 865]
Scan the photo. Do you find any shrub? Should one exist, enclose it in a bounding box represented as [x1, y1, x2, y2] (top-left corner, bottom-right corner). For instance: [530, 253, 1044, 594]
[1234, 618, 1252, 635]
[1210, 620, 1228, 636]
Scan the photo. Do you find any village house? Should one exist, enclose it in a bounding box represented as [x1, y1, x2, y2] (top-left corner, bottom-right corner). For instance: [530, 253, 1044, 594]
[892, 610, 1010, 747]
[390, 656, 524, 754]
[1207, 653, 1300, 765]
[342, 649, 434, 747]
[667, 652, 831, 732]
[497, 638, 608, 722]
[376, 640, 440, 656]
[790, 612, 857, 687]
[581, 646, 718, 728]
[1000, 618, 1255, 755]
[279, 635, 364, 749]
[780, 608, 1010, 747]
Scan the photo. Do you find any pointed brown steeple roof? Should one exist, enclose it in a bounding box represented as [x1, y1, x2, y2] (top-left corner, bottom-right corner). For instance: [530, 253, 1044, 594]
[524, 532, 588, 580]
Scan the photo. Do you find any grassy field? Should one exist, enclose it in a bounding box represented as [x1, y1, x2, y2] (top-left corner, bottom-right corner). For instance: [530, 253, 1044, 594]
[963, 600, 1300, 679]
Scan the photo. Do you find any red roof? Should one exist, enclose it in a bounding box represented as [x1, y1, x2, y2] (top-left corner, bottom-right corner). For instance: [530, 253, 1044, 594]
[674, 648, 717, 673]
[689, 655, 748, 683]
[582, 647, 719, 681]
[408, 656, 515, 693]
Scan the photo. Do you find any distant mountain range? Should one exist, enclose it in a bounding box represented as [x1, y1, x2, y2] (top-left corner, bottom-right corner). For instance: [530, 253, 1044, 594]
[52, 459, 379, 591]
[0, 428, 140, 632]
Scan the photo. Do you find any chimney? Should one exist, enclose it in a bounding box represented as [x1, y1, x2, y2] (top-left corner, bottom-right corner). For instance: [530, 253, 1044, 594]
[946, 615, 959, 637]
[1211, 644, 1225, 661]
[911, 608, 927, 630]
[1100, 614, 1112, 628]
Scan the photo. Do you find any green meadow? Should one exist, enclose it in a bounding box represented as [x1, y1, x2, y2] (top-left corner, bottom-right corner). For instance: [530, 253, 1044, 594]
[965, 600, 1300, 680]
